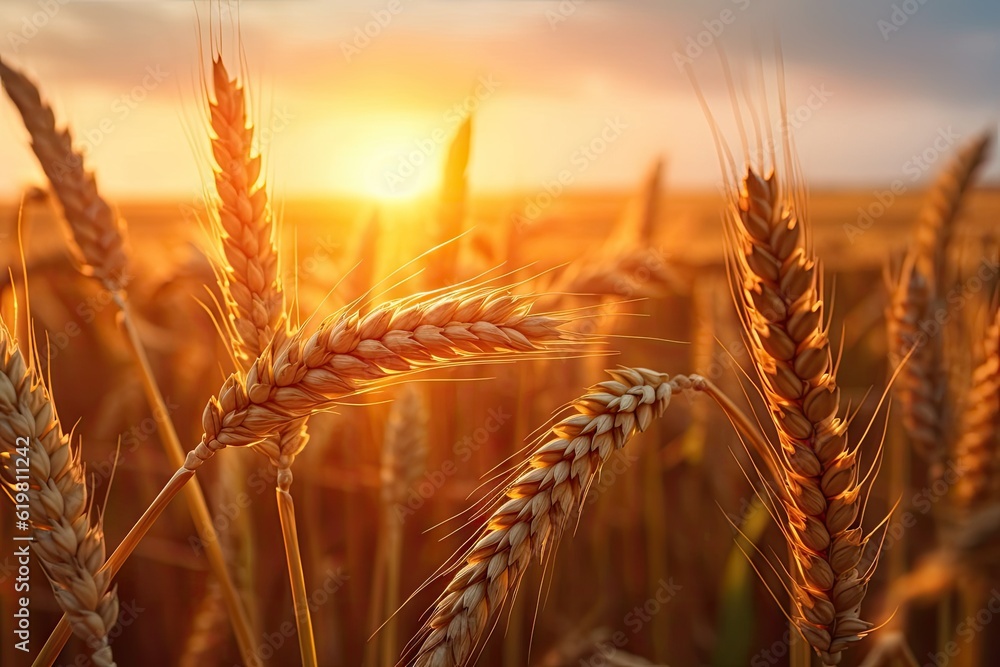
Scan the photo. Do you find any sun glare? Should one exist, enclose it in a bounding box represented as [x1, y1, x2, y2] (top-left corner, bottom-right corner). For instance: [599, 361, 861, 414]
[357, 121, 445, 202]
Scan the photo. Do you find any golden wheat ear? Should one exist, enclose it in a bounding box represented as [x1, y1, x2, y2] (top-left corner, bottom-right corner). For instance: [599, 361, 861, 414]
[887, 251, 945, 479]
[887, 130, 993, 486]
[953, 301, 1000, 512]
[913, 130, 993, 293]
[404, 368, 702, 667]
[430, 115, 472, 288]
[725, 164, 878, 665]
[0, 321, 120, 666]
[0, 59, 129, 292]
[206, 54, 287, 367]
[373, 384, 430, 665]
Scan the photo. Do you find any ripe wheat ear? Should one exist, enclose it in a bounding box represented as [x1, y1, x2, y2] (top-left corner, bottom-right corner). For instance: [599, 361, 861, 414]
[405, 368, 699, 667]
[726, 166, 878, 666]
[0, 320, 120, 667]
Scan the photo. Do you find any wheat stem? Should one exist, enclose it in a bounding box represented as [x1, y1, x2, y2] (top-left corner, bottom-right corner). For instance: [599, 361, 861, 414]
[115, 296, 257, 664]
[33, 465, 194, 667]
[277, 468, 318, 667]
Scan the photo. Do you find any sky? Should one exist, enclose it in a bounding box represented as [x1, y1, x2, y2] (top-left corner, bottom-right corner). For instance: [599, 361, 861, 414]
[0, 0, 998, 199]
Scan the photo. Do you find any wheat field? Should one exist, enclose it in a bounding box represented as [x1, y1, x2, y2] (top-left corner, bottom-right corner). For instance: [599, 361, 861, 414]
[0, 3, 999, 667]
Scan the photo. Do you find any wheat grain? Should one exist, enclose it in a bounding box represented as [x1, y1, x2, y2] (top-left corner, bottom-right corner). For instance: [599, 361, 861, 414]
[0, 59, 128, 292]
[727, 166, 874, 665]
[406, 367, 689, 667]
[0, 321, 119, 666]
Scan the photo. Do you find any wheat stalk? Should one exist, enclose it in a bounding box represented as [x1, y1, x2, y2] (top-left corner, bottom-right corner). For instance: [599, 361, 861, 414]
[726, 166, 875, 666]
[0, 59, 128, 292]
[207, 55, 286, 366]
[0, 320, 119, 666]
[377, 385, 429, 666]
[887, 253, 946, 480]
[888, 131, 993, 485]
[913, 131, 992, 293]
[953, 302, 1000, 511]
[1, 58, 257, 667]
[405, 367, 694, 667]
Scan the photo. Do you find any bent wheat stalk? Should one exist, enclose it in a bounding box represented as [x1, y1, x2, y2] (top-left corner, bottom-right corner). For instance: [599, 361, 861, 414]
[0, 59, 255, 667]
[405, 367, 692, 667]
[0, 321, 119, 666]
[727, 166, 876, 666]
